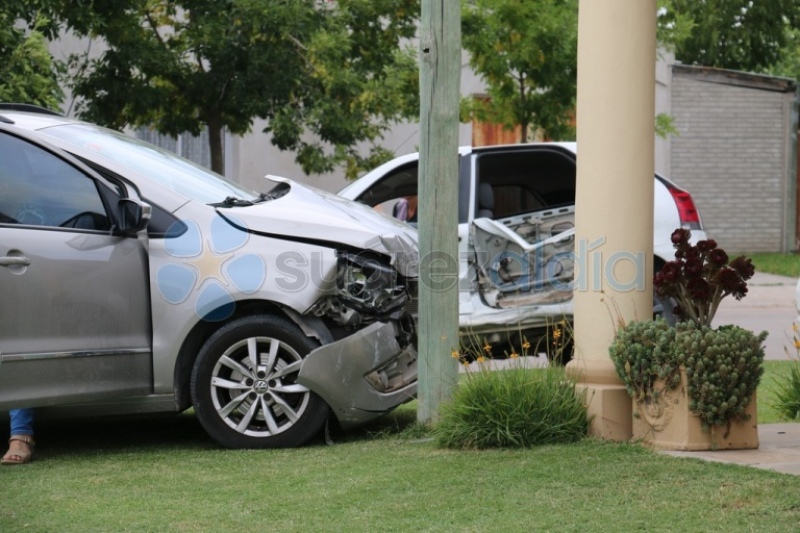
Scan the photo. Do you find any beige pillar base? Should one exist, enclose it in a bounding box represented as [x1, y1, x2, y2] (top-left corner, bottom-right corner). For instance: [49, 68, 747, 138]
[567, 358, 632, 441]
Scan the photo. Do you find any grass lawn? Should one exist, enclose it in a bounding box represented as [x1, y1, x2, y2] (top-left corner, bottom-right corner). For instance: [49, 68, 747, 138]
[742, 252, 800, 279]
[759, 360, 799, 423]
[2, 362, 798, 532]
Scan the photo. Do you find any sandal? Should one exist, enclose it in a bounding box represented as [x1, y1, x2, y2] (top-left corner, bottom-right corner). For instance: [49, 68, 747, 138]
[1, 435, 35, 465]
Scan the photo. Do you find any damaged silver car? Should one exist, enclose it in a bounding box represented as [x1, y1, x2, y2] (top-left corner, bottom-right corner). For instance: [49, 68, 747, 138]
[0, 105, 418, 448]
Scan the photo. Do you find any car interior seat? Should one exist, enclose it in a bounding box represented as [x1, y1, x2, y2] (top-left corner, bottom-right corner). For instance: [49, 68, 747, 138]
[476, 182, 494, 219]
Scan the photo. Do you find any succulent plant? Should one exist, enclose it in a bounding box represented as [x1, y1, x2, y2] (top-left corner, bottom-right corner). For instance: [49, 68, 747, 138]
[675, 322, 766, 431]
[609, 319, 766, 433]
[611, 227, 765, 433]
[653, 229, 755, 326]
[609, 319, 679, 402]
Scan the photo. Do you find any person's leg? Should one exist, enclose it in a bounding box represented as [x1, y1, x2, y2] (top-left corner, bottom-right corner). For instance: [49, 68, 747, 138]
[2, 408, 35, 465]
[10, 408, 34, 436]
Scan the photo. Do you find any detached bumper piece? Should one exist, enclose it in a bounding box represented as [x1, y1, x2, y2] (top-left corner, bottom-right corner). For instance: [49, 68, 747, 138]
[297, 321, 417, 428]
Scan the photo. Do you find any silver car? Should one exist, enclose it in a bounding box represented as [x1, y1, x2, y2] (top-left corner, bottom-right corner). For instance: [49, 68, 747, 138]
[0, 106, 418, 448]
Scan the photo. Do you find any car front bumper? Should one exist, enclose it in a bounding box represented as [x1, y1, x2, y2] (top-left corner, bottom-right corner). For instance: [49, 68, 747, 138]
[297, 320, 417, 428]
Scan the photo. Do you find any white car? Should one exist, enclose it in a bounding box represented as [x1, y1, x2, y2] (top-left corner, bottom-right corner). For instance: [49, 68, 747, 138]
[0, 105, 419, 448]
[339, 144, 708, 358]
[796, 278, 800, 322]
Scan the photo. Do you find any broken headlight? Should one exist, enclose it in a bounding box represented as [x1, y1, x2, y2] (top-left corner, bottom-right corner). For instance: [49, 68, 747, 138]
[336, 252, 408, 319]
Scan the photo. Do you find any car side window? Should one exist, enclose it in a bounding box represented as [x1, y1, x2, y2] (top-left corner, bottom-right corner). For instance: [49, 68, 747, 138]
[475, 149, 577, 220]
[0, 132, 111, 230]
[355, 163, 419, 218]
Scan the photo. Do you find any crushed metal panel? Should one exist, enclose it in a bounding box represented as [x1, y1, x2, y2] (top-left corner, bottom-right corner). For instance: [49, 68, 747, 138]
[471, 216, 575, 308]
[297, 321, 417, 428]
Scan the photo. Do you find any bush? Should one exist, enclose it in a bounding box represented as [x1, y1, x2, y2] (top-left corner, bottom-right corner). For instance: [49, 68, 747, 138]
[772, 364, 800, 420]
[433, 365, 588, 449]
[773, 322, 800, 420]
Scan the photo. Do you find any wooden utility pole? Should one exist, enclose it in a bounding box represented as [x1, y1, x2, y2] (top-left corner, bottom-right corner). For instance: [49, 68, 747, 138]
[417, 0, 461, 424]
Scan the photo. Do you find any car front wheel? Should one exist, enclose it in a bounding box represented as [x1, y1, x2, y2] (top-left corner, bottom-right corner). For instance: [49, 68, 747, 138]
[191, 314, 330, 449]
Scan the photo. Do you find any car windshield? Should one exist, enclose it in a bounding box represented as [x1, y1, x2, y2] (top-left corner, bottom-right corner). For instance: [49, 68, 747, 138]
[39, 123, 260, 204]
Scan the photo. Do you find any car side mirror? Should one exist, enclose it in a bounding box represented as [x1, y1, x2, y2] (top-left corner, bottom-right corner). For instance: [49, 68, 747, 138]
[118, 198, 152, 235]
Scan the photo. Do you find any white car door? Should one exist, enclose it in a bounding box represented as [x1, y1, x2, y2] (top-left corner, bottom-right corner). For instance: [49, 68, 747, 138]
[0, 129, 152, 409]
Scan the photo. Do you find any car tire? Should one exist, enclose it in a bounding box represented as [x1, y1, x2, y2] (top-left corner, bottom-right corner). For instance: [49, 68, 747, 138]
[191, 314, 330, 449]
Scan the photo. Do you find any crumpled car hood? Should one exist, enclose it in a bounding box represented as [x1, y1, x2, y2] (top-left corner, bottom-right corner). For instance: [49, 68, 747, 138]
[219, 175, 419, 277]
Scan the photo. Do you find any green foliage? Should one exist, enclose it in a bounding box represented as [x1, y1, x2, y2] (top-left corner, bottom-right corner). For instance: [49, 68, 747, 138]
[610, 319, 767, 433]
[460, 0, 578, 142]
[658, 0, 800, 72]
[677, 323, 766, 431]
[772, 362, 800, 421]
[656, 0, 695, 53]
[772, 323, 800, 421]
[0, 10, 63, 110]
[759, 360, 800, 423]
[767, 27, 800, 79]
[58, 0, 420, 176]
[655, 113, 679, 139]
[434, 366, 588, 449]
[740, 252, 800, 278]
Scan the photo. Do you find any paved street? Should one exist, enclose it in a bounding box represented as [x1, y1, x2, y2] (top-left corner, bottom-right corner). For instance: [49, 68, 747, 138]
[712, 272, 798, 361]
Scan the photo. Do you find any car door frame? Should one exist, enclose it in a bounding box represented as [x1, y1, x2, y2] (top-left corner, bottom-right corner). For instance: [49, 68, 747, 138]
[0, 125, 154, 410]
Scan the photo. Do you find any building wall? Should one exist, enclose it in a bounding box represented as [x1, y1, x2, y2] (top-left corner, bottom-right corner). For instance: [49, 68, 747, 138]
[669, 65, 797, 252]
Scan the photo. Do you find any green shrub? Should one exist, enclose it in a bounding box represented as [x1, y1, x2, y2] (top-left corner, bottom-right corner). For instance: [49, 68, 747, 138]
[772, 323, 800, 420]
[772, 362, 800, 420]
[433, 365, 588, 449]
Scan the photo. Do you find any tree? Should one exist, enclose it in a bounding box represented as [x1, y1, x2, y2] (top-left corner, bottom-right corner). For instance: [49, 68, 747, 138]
[0, 8, 63, 110]
[658, 0, 800, 72]
[56, 0, 419, 177]
[460, 0, 578, 143]
[768, 27, 800, 78]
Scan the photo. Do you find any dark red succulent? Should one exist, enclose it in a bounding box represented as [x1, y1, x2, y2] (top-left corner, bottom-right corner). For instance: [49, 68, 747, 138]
[654, 229, 755, 326]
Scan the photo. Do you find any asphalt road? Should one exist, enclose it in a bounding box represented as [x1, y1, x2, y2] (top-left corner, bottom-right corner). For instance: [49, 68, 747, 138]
[711, 272, 798, 361]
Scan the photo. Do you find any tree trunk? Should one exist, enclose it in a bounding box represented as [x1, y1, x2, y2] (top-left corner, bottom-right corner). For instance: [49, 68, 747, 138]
[207, 109, 224, 174]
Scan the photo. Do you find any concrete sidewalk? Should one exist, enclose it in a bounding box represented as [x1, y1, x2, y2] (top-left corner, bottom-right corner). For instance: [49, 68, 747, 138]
[712, 272, 798, 361]
[664, 423, 800, 476]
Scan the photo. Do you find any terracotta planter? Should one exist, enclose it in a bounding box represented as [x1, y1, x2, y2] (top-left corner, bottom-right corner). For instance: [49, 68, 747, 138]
[632, 369, 759, 451]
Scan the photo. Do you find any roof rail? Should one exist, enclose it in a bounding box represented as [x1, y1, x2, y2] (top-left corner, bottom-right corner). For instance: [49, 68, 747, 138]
[0, 103, 62, 116]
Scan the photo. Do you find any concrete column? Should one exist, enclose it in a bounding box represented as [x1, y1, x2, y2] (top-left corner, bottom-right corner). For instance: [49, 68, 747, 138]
[567, 0, 656, 440]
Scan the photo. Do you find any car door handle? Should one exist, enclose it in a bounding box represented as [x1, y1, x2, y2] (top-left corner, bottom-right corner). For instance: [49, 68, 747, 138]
[0, 256, 31, 267]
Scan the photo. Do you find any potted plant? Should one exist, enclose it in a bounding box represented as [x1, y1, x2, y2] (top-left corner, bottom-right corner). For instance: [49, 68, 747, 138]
[609, 229, 767, 450]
